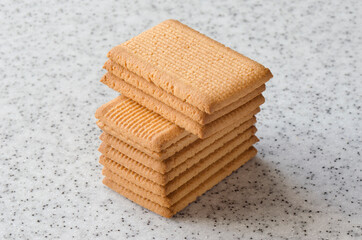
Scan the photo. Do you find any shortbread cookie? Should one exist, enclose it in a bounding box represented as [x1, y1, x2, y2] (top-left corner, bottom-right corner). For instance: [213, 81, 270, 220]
[108, 19, 272, 114]
[99, 126, 256, 186]
[103, 146, 257, 218]
[100, 115, 256, 170]
[102, 136, 257, 207]
[101, 135, 257, 199]
[99, 128, 258, 186]
[100, 117, 256, 174]
[98, 109, 258, 161]
[95, 95, 191, 152]
[104, 59, 266, 124]
[100, 75, 264, 138]
[96, 120, 198, 158]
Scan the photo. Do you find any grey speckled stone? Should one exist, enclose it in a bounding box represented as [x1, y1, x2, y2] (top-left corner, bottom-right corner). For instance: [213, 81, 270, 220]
[0, 0, 361, 239]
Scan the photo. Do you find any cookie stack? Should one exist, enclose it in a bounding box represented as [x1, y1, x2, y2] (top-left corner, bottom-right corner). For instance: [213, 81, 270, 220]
[95, 20, 272, 218]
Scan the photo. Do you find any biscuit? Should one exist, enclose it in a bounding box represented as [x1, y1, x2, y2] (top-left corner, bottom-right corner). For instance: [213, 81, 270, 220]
[95, 95, 191, 152]
[100, 115, 255, 162]
[108, 19, 272, 114]
[100, 73, 264, 138]
[100, 117, 256, 174]
[104, 59, 266, 124]
[97, 120, 197, 158]
[103, 146, 257, 218]
[102, 136, 256, 207]
[99, 126, 256, 186]
[99, 130, 258, 187]
[101, 135, 257, 198]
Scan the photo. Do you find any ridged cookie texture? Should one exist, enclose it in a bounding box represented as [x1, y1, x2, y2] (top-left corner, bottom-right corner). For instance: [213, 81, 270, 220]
[101, 73, 264, 138]
[99, 127, 258, 187]
[95, 95, 192, 152]
[96, 120, 197, 160]
[99, 127, 257, 188]
[100, 116, 257, 173]
[103, 119, 256, 175]
[104, 60, 266, 125]
[103, 147, 257, 218]
[102, 136, 257, 208]
[100, 135, 258, 197]
[108, 19, 272, 114]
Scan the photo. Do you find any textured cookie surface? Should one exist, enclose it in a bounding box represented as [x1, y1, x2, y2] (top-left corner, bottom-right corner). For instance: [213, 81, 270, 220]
[102, 136, 256, 207]
[100, 135, 258, 198]
[101, 73, 264, 138]
[95, 95, 189, 152]
[97, 120, 197, 159]
[99, 127, 257, 186]
[100, 116, 256, 172]
[99, 127, 258, 187]
[102, 146, 257, 218]
[104, 60, 266, 124]
[108, 19, 272, 114]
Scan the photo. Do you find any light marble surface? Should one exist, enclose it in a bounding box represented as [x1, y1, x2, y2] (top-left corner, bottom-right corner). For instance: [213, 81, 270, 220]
[1, 0, 361, 239]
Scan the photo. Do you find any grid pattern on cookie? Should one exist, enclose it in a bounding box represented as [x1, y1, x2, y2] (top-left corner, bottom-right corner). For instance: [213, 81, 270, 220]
[120, 19, 270, 103]
[102, 96, 180, 142]
[104, 60, 267, 125]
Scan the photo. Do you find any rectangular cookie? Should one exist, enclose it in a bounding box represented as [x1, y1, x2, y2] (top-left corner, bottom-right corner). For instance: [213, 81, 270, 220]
[95, 95, 193, 152]
[104, 59, 266, 124]
[98, 109, 257, 162]
[102, 146, 257, 218]
[100, 73, 264, 138]
[101, 135, 257, 199]
[96, 120, 197, 159]
[99, 129, 258, 187]
[102, 136, 257, 207]
[107, 19, 272, 114]
[100, 117, 256, 174]
[99, 127, 256, 186]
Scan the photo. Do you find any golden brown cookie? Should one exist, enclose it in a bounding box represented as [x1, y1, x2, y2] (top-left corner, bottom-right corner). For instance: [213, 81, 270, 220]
[102, 146, 257, 218]
[108, 19, 272, 114]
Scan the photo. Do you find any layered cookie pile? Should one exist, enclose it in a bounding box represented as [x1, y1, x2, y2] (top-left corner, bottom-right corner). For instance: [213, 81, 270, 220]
[95, 20, 272, 218]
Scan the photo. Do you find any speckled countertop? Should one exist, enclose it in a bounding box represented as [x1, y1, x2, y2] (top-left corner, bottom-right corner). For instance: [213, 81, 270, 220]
[1, 0, 361, 239]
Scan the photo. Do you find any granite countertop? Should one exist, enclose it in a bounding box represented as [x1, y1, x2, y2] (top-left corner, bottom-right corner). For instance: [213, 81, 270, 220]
[1, 0, 361, 239]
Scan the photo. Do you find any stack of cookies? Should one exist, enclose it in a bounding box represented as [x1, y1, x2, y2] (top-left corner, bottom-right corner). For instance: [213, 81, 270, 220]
[95, 20, 272, 218]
